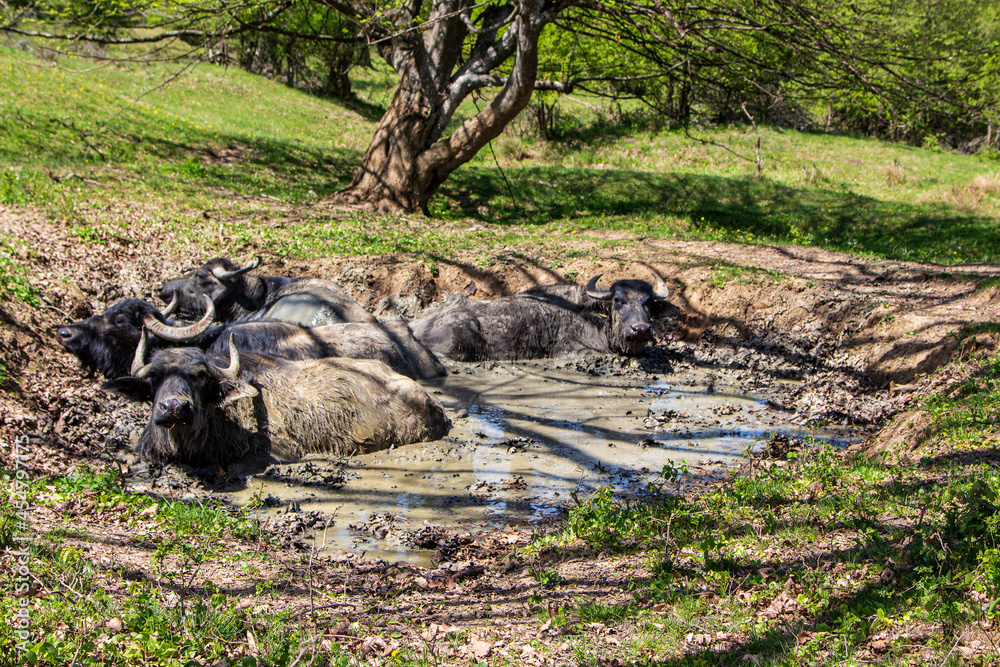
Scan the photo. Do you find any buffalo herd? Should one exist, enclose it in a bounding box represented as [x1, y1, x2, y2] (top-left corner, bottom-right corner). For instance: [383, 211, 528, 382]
[57, 257, 671, 468]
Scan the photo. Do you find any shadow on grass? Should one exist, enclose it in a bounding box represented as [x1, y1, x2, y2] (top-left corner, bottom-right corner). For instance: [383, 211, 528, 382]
[435, 166, 998, 265]
[154, 136, 361, 200]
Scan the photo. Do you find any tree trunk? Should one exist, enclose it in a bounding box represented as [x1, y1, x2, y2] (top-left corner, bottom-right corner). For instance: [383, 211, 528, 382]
[336, 70, 435, 213]
[335, 0, 545, 215]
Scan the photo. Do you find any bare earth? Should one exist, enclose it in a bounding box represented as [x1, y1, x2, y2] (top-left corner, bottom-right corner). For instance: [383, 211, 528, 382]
[2, 205, 1000, 663]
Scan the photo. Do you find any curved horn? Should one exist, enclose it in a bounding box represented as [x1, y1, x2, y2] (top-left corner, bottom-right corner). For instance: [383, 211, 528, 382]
[143, 295, 215, 342]
[131, 328, 153, 378]
[160, 293, 178, 318]
[210, 334, 242, 382]
[585, 274, 613, 300]
[211, 255, 261, 281]
[653, 276, 670, 300]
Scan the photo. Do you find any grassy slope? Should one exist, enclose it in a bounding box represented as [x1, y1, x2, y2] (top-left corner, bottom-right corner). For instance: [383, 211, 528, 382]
[2, 45, 999, 263]
[2, 41, 1000, 666]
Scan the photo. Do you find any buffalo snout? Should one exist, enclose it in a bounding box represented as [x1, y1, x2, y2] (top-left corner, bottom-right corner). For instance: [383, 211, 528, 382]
[153, 397, 195, 428]
[57, 326, 83, 351]
[628, 321, 653, 339]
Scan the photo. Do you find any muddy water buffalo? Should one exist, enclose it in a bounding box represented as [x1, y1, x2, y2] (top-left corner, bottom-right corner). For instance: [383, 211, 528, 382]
[158, 256, 377, 325]
[102, 334, 451, 466]
[410, 274, 669, 360]
[57, 297, 446, 380]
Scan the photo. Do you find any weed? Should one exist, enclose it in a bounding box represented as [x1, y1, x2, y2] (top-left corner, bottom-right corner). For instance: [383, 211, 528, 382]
[575, 600, 637, 624]
[530, 567, 564, 589]
[0, 234, 40, 306]
[708, 263, 787, 288]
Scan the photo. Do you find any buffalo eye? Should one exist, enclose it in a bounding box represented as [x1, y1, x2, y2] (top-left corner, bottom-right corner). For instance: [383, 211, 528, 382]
[612, 297, 624, 309]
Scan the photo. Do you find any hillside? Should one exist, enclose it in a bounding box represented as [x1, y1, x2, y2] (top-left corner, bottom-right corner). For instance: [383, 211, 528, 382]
[2, 41, 1000, 666]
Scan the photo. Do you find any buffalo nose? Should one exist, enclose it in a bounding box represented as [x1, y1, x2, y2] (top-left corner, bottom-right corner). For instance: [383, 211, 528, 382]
[630, 322, 651, 336]
[57, 326, 80, 348]
[153, 398, 194, 427]
[157, 287, 173, 303]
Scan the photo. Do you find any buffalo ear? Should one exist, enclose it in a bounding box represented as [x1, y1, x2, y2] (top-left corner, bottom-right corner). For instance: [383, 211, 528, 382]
[218, 380, 260, 407]
[101, 377, 153, 401]
[650, 298, 679, 318]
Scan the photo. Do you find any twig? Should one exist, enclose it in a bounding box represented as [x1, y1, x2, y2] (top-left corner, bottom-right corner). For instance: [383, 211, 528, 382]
[287, 600, 361, 619]
[45, 171, 102, 187]
[473, 94, 521, 217]
[741, 102, 763, 179]
[938, 631, 964, 666]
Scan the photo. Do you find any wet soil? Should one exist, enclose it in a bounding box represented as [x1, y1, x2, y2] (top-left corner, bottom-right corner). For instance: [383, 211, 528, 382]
[191, 355, 856, 565]
[3, 207, 1000, 655]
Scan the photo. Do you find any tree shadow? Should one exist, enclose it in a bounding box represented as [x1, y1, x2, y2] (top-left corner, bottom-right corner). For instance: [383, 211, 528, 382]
[435, 166, 997, 264]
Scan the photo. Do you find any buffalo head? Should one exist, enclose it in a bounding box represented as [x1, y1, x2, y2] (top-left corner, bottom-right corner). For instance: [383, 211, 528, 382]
[57, 296, 215, 379]
[158, 256, 262, 320]
[103, 331, 258, 464]
[584, 274, 669, 355]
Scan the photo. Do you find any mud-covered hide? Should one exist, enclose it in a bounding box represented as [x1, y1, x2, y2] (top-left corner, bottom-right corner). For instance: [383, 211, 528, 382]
[409, 278, 666, 360]
[212, 320, 447, 380]
[102, 348, 451, 467]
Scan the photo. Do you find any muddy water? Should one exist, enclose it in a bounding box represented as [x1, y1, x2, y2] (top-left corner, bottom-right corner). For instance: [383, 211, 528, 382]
[232, 358, 855, 565]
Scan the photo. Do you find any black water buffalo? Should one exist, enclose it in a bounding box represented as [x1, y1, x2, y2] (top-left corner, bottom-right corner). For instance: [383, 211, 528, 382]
[57, 297, 447, 380]
[410, 274, 669, 360]
[158, 256, 377, 325]
[56, 297, 217, 379]
[102, 334, 451, 466]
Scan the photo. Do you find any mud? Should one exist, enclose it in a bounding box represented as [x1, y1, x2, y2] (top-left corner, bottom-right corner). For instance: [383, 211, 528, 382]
[128, 347, 858, 566]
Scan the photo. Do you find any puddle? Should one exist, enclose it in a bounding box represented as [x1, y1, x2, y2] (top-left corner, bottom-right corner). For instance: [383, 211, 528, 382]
[230, 358, 856, 565]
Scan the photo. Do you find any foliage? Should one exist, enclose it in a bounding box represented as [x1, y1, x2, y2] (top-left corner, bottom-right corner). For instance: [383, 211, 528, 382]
[0, 470, 332, 667]
[0, 234, 40, 306]
[4, 0, 997, 212]
[559, 423, 1000, 664]
[226, 2, 369, 99]
[925, 354, 1000, 450]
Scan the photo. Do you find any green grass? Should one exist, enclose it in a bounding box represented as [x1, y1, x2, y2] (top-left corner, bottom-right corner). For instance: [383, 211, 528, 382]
[1, 43, 998, 267]
[546, 407, 1000, 665]
[0, 469, 341, 667]
[0, 234, 40, 306]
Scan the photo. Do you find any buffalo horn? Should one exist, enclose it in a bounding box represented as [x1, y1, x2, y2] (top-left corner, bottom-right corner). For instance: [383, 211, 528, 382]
[131, 328, 152, 378]
[143, 295, 216, 342]
[161, 293, 178, 318]
[211, 334, 242, 381]
[653, 276, 670, 299]
[585, 274, 613, 300]
[211, 255, 261, 280]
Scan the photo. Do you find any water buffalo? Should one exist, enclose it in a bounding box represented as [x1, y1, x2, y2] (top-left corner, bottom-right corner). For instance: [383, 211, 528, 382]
[410, 274, 669, 360]
[57, 297, 447, 380]
[158, 256, 377, 325]
[56, 297, 217, 379]
[102, 333, 451, 466]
